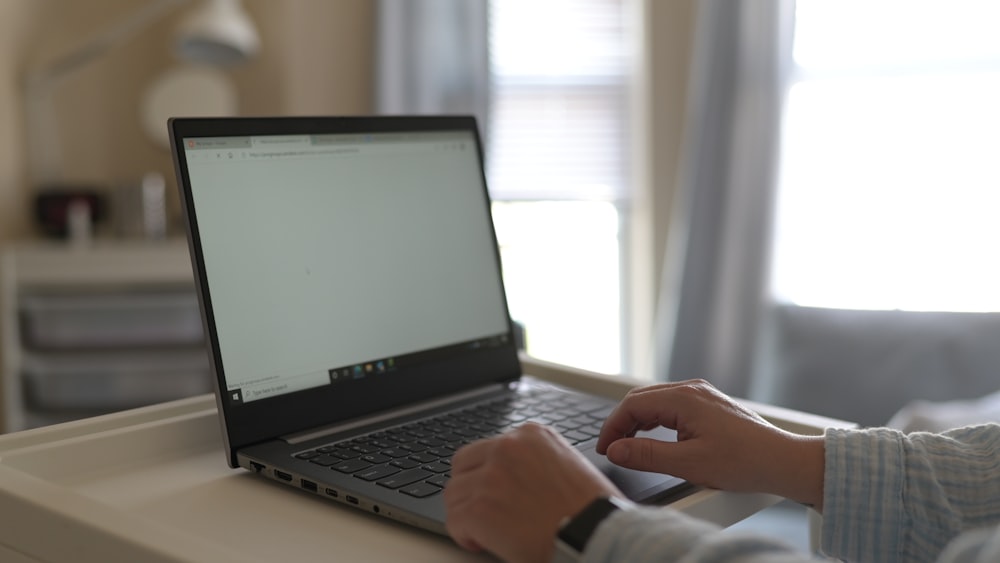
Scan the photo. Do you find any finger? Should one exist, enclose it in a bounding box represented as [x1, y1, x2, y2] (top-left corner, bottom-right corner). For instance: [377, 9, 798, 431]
[518, 421, 573, 449]
[449, 438, 494, 472]
[446, 508, 485, 554]
[445, 518, 484, 553]
[443, 473, 488, 551]
[445, 517, 484, 553]
[605, 436, 696, 477]
[596, 384, 695, 453]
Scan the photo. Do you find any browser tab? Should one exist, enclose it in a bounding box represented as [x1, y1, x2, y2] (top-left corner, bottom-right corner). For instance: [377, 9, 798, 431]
[251, 135, 311, 147]
[185, 137, 252, 150]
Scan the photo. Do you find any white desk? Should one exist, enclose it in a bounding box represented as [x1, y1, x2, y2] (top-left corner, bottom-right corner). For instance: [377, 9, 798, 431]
[0, 357, 849, 562]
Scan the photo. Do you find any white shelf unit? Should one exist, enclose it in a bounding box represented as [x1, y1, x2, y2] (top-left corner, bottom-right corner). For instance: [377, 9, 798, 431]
[1, 239, 211, 432]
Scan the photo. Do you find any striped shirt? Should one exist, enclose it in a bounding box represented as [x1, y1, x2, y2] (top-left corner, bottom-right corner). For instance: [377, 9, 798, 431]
[583, 424, 1000, 563]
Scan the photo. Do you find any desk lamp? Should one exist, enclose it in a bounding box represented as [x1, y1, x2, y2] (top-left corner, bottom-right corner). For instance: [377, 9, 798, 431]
[23, 0, 259, 236]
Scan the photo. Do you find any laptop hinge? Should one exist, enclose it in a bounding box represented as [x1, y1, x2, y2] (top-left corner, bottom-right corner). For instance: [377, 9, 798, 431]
[282, 383, 507, 445]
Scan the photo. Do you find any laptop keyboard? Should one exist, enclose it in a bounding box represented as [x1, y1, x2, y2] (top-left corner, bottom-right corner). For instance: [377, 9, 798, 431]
[293, 387, 615, 499]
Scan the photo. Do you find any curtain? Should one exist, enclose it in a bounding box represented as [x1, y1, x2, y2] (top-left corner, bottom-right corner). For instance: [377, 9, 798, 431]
[374, 0, 489, 139]
[653, 0, 794, 397]
[659, 0, 1000, 427]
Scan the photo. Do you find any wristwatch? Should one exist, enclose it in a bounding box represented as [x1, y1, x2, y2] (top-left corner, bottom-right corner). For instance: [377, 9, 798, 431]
[552, 496, 632, 562]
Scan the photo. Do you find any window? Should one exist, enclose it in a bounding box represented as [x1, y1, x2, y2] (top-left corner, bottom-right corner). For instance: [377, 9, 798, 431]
[771, 0, 1000, 312]
[487, 0, 630, 374]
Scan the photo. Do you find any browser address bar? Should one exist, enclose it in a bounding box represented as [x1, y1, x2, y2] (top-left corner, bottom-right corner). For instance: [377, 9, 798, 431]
[245, 147, 361, 159]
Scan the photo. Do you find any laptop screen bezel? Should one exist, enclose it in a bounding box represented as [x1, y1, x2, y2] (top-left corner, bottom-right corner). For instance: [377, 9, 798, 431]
[169, 115, 521, 466]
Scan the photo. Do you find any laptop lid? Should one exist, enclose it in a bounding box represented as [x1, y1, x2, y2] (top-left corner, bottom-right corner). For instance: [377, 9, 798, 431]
[169, 116, 522, 466]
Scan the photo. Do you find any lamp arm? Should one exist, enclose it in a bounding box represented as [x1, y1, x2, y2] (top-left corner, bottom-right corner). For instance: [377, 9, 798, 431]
[23, 0, 189, 187]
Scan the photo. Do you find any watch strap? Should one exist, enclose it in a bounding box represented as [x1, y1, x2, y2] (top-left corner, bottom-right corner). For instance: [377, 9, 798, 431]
[554, 496, 631, 559]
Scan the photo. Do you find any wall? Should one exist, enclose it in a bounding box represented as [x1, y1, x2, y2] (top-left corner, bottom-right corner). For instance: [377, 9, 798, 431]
[0, 0, 374, 243]
[628, 0, 694, 379]
[0, 0, 376, 429]
[0, 1, 42, 242]
[0, 0, 695, 389]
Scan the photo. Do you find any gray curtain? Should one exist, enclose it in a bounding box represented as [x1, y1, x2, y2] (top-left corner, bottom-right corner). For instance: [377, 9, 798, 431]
[658, 0, 1000, 427]
[654, 0, 794, 397]
[374, 0, 490, 139]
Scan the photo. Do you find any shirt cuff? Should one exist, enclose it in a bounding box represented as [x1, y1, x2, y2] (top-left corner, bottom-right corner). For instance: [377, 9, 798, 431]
[822, 427, 906, 562]
[582, 505, 721, 562]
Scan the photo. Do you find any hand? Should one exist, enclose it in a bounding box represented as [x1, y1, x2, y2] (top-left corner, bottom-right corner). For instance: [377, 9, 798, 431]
[444, 423, 626, 563]
[595, 380, 825, 510]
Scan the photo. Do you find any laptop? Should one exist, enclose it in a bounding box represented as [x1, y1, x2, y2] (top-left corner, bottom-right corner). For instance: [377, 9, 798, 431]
[168, 115, 691, 536]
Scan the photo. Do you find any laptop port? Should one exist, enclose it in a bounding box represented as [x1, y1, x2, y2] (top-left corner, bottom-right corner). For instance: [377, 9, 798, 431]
[325, 488, 339, 498]
[249, 462, 265, 473]
[274, 470, 293, 482]
[346, 495, 359, 505]
[301, 479, 317, 492]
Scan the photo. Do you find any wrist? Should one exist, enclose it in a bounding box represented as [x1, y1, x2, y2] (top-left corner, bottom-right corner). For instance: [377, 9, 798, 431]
[772, 434, 826, 511]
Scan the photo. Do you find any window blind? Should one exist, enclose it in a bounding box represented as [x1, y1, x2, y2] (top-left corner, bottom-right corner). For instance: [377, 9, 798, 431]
[487, 0, 629, 201]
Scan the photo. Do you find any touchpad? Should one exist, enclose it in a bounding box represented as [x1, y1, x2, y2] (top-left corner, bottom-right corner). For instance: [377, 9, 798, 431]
[581, 426, 690, 503]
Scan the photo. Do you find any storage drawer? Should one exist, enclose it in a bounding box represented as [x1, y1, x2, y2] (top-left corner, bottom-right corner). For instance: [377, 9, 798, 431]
[21, 349, 212, 410]
[19, 291, 203, 349]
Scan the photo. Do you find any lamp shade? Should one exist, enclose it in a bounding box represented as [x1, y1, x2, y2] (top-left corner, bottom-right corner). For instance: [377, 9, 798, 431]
[174, 0, 260, 65]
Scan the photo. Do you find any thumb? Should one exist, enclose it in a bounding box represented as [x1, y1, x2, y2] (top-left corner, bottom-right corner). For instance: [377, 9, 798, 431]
[606, 437, 688, 475]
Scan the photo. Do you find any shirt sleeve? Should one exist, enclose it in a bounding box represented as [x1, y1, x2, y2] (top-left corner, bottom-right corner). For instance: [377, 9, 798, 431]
[582, 504, 1000, 563]
[822, 423, 1000, 563]
[580, 423, 1000, 563]
[582, 505, 812, 563]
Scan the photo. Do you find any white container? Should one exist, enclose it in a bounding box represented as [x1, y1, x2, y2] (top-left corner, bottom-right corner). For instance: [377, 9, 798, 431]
[20, 291, 204, 349]
[20, 348, 212, 410]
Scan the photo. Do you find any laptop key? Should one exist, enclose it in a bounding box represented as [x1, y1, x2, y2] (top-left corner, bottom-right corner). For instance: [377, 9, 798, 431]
[332, 448, 362, 460]
[409, 452, 439, 464]
[563, 430, 593, 443]
[400, 442, 428, 453]
[422, 461, 451, 473]
[400, 482, 442, 498]
[582, 404, 614, 418]
[426, 473, 449, 488]
[361, 453, 392, 465]
[525, 416, 555, 426]
[390, 458, 421, 470]
[308, 454, 341, 467]
[355, 464, 401, 482]
[377, 468, 433, 489]
[553, 420, 578, 431]
[332, 458, 373, 473]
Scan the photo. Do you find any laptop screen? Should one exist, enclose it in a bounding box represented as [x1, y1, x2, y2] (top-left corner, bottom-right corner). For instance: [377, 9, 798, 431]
[180, 129, 511, 405]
